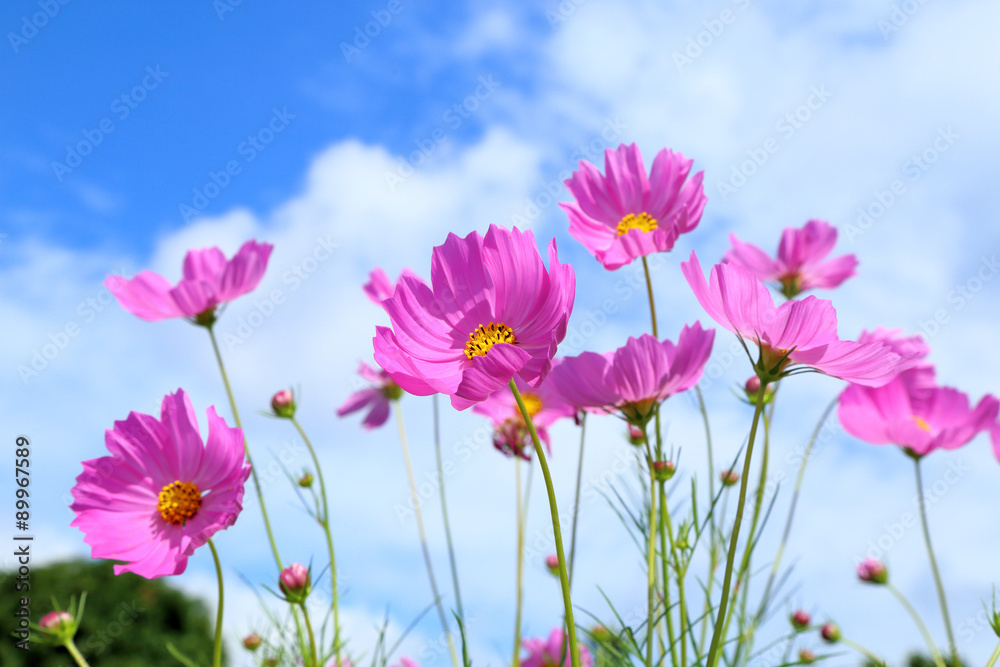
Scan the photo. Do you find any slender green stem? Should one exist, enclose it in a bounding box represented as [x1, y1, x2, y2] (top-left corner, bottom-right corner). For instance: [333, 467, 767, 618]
[660, 480, 688, 667]
[915, 458, 958, 664]
[641, 256, 658, 338]
[300, 603, 319, 667]
[513, 458, 525, 667]
[841, 636, 888, 666]
[986, 640, 1000, 667]
[887, 582, 946, 667]
[393, 402, 461, 667]
[568, 413, 587, 589]
[207, 327, 283, 570]
[63, 639, 92, 667]
[291, 416, 342, 667]
[643, 437, 663, 667]
[705, 384, 767, 667]
[510, 380, 580, 667]
[208, 539, 224, 667]
[755, 397, 837, 621]
[433, 394, 465, 623]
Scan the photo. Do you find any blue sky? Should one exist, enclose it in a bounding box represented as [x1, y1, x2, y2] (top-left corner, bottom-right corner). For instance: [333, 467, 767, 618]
[2, 1, 1000, 666]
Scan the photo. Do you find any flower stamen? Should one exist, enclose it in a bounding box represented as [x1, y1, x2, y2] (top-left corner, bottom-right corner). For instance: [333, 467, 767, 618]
[616, 212, 658, 236]
[157, 480, 202, 524]
[465, 322, 515, 359]
[911, 415, 931, 432]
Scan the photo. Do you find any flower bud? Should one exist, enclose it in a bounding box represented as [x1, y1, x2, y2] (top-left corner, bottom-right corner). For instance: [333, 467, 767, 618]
[545, 554, 560, 576]
[627, 424, 646, 446]
[652, 460, 676, 482]
[820, 622, 840, 643]
[745, 376, 761, 394]
[271, 389, 296, 418]
[298, 471, 314, 488]
[243, 633, 262, 651]
[790, 609, 810, 631]
[856, 558, 888, 585]
[279, 563, 311, 602]
[799, 648, 816, 664]
[263, 657, 279, 667]
[592, 624, 612, 642]
[720, 469, 740, 487]
[39, 610, 73, 631]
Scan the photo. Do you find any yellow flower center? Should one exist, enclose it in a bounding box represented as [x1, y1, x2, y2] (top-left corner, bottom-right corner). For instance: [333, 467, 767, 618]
[616, 212, 658, 236]
[157, 480, 202, 525]
[465, 322, 515, 359]
[911, 415, 931, 432]
[516, 392, 543, 422]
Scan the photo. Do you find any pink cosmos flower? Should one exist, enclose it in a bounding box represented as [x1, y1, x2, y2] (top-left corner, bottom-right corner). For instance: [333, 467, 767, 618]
[364, 267, 423, 306]
[373, 225, 575, 410]
[70, 389, 251, 579]
[857, 328, 935, 392]
[681, 252, 900, 386]
[549, 324, 715, 425]
[107, 240, 273, 323]
[991, 423, 1000, 463]
[473, 373, 575, 459]
[561, 143, 706, 270]
[522, 629, 594, 667]
[725, 219, 858, 298]
[336, 362, 402, 429]
[838, 375, 998, 457]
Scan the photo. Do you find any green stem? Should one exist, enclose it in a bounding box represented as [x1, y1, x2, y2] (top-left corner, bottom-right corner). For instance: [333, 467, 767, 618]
[660, 480, 688, 667]
[915, 458, 958, 664]
[510, 380, 581, 667]
[393, 402, 461, 667]
[986, 640, 1000, 667]
[434, 394, 465, 623]
[207, 327, 283, 570]
[513, 458, 525, 667]
[568, 413, 587, 589]
[641, 256, 658, 338]
[208, 539, 224, 667]
[755, 397, 837, 621]
[705, 384, 767, 667]
[300, 602, 319, 667]
[840, 636, 888, 666]
[643, 437, 664, 667]
[292, 416, 341, 667]
[63, 639, 92, 667]
[887, 582, 946, 667]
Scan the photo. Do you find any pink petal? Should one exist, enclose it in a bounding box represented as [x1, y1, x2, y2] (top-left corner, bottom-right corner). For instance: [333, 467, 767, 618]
[336, 388, 379, 416]
[217, 240, 273, 302]
[361, 396, 392, 429]
[107, 271, 186, 321]
[724, 234, 780, 281]
[183, 247, 227, 284]
[452, 343, 532, 410]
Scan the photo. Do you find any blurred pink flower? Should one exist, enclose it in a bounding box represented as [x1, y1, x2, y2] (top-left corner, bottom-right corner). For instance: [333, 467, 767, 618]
[279, 563, 310, 601]
[474, 374, 575, 459]
[39, 610, 73, 631]
[70, 389, 250, 579]
[107, 240, 272, 323]
[549, 324, 714, 425]
[336, 362, 401, 429]
[857, 328, 935, 392]
[991, 423, 1000, 463]
[363, 267, 422, 306]
[374, 225, 575, 410]
[561, 143, 706, 270]
[522, 629, 593, 667]
[838, 375, 998, 457]
[681, 252, 900, 386]
[725, 219, 857, 298]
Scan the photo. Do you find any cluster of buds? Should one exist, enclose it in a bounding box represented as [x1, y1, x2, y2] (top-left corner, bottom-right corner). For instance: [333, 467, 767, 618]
[856, 558, 888, 585]
[279, 563, 312, 604]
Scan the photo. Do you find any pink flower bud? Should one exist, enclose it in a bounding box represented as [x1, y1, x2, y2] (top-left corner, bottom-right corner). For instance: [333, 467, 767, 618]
[627, 424, 646, 446]
[243, 633, 262, 651]
[799, 648, 816, 664]
[790, 609, 810, 630]
[720, 469, 740, 487]
[856, 558, 887, 584]
[820, 622, 840, 643]
[271, 389, 296, 418]
[279, 563, 311, 601]
[545, 554, 560, 575]
[745, 376, 761, 394]
[39, 610, 73, 631]
[653, 460, 676, 482]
